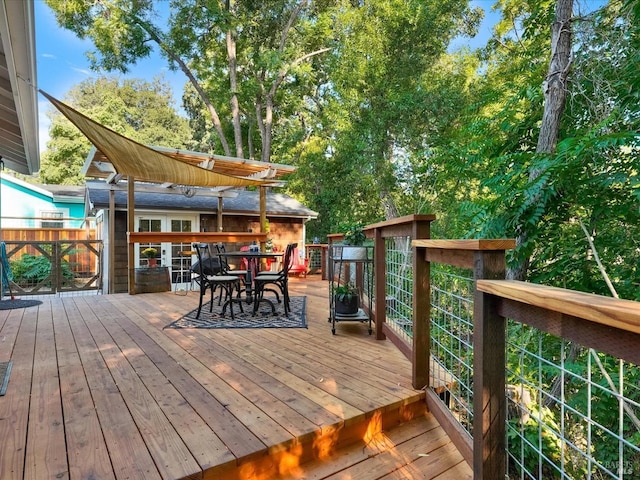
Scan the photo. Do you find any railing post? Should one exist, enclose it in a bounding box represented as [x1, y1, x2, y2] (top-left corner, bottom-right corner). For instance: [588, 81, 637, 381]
[473, 249, 508, 480]
[413, 243, 430, 389]
[53, 241, 61, 294]
[374, 226, 386, 340]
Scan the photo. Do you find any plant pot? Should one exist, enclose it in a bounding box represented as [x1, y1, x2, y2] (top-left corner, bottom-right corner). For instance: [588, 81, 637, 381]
[135, 267, 170, 293]
[335, 295, 359, 315]
[339, 246, 367, 261]
[147, 258, 157, 268]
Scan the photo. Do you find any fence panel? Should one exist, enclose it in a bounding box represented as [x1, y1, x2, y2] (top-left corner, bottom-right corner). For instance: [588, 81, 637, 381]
[2, 240, 103, 296]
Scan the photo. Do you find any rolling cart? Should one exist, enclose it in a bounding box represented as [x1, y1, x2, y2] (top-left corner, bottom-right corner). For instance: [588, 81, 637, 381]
[328, 244, 373, 335]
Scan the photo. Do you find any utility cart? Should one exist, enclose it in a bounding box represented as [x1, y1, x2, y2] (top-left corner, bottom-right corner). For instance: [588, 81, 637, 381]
[328, 244, 373, 335]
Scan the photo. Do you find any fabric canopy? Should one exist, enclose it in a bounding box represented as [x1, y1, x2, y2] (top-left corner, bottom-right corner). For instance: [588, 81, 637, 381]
[41, 90, 270, 188]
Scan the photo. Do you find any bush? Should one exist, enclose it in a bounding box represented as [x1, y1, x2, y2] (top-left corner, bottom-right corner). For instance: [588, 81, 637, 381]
[10, 253, 75, 285]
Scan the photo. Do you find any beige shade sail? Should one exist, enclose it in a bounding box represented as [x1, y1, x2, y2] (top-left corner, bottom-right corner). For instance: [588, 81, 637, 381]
[40, 90, 272, 188]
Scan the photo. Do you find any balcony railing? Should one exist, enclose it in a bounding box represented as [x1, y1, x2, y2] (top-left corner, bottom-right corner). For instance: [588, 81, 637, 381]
[331, 216, 640, 479]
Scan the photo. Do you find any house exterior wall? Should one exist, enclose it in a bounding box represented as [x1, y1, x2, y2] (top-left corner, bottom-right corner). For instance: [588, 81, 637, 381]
[201, 213, 305, 250]
[1, 176, 85, 228]
[107, 212, 307, 293]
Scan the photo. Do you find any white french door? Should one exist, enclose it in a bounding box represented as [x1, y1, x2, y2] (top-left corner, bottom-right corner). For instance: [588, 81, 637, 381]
[136, 215, 197, 285]
[167, 217, 197, 287]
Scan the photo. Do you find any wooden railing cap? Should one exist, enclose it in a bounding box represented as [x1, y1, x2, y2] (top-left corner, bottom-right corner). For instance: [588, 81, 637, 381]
[477, 280, 640, 335]
[412, 239, 515, 251]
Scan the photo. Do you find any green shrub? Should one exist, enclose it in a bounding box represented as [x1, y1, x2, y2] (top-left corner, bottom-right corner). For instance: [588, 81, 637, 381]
[10, 253, 75, 285]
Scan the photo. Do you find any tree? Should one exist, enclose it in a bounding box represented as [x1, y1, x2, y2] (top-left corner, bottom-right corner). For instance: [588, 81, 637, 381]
[45, 0, 334, 163]
[40, 76, 191, 185]
[288, 0, 482, 238]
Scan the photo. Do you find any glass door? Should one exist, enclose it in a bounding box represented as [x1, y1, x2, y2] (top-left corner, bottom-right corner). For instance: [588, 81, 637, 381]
[169, 217, 195, 289]
[137, 216, 164, 268]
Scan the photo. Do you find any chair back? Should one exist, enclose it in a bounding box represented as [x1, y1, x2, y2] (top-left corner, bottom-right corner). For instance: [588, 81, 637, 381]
[280, 243, 297, 275]
[192, 243, 223, 277]
[212, 243, 234, 274]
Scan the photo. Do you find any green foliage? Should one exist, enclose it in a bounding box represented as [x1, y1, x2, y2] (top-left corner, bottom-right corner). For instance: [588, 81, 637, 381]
[141, 247, 158, 258]
[10, 254, 75, 285]
[332, 282, 358, 302]
[342, 223, 366, 246]
[507, 404, 566, 477]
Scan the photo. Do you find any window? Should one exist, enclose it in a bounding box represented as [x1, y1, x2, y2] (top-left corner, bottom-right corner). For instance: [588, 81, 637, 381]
[41, 211, 64, 228]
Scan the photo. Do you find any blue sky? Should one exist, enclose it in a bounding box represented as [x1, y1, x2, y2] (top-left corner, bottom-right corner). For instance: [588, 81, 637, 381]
[35, 1, 184, 153]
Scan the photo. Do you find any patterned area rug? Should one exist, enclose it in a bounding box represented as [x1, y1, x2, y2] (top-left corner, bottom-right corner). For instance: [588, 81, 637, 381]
[0, 299, 42, 310]
[0, 361, 12, 396]
[166, 296, 307, 329]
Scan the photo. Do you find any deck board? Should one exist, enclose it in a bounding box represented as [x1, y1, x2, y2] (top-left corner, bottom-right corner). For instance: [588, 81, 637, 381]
[0, 276, 470, 480]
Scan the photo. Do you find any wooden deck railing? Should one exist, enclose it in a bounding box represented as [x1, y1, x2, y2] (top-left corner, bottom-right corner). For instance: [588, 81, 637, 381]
[411, 239, 640, 479]
[2, 239, 103, 295]
[327, 220, 640, 479]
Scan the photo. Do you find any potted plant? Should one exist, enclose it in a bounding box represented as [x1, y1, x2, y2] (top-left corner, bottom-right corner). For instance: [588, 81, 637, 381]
[333, 282, 359, 315]
[340, 223, 367, 260]
[142, 247, 158, 267]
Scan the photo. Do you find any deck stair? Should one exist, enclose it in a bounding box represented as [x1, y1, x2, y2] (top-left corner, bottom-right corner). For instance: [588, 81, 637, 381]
[277, 412, 472, 479]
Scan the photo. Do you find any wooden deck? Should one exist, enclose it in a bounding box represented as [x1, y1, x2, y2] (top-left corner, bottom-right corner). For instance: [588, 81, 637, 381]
[0, 276, 470, 479]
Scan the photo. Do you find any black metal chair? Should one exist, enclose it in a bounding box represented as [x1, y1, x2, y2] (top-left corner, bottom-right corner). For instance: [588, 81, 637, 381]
[252, 243, 296, 315]
[214, 243, 250, 286]
[192, 243, 243, 319]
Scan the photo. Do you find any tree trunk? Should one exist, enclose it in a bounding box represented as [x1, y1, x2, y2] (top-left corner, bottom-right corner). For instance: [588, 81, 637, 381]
[510, 0, 573, 280]
[226, 0, 244, 158]
[138, 21, 232, 156]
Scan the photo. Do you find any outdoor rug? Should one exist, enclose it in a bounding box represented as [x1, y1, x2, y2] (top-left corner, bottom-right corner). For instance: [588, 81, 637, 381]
[0, 361, 12, 396]
[0, 299, 43, 310]
[165, 296, 307, 329]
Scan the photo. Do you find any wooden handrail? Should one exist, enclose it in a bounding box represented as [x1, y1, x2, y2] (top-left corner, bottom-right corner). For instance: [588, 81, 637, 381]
[128, 232, 267, 244]
[477, 280, 640, 335]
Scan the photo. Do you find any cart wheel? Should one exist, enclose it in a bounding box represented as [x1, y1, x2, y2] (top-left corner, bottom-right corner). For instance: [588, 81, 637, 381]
[368, 329, 373, 335]
[332, 328, 336, 335]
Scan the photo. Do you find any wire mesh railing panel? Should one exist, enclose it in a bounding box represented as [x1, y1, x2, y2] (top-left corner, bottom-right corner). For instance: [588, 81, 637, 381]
[430, 264, 475, 436]
[506, 322, 640, 479]
[306, 246, 323, 272]
[384, 237, 413, 342]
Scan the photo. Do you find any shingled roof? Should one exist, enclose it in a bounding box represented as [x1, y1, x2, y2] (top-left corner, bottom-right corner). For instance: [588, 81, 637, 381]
[86, 181, 318, 219]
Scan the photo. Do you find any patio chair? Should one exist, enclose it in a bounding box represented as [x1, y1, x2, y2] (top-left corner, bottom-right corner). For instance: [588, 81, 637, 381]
[252, 243, 296, 315]
[215, 243, 250, 285]
[288, 247, 309, 277]
[192, 243, 244, 319]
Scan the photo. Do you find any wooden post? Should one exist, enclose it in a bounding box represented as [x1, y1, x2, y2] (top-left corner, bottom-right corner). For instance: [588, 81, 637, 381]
[127, 177, 135, 294]
[260, 187, 267, 251]
[374, 227, 386, 340]
[412, 219, 432, 388]
[109, 187, 115, 293]
[412, 244, 430, 389]
[473, 250, 508, 479]
[217, 197, 223, 232]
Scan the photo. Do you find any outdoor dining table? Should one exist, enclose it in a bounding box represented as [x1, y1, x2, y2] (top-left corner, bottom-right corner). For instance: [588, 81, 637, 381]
[222, 250, 283, 314]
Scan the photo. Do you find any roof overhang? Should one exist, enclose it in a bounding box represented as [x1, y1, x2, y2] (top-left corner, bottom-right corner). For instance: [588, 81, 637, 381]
[0, 0, 39, 174]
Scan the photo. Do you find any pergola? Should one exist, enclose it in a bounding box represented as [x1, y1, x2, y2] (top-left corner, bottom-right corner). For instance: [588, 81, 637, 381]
[41, 91, 297, 293]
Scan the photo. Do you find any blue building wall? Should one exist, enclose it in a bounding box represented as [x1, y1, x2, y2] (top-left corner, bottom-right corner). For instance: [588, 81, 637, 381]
[0, 174, 86, 228]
